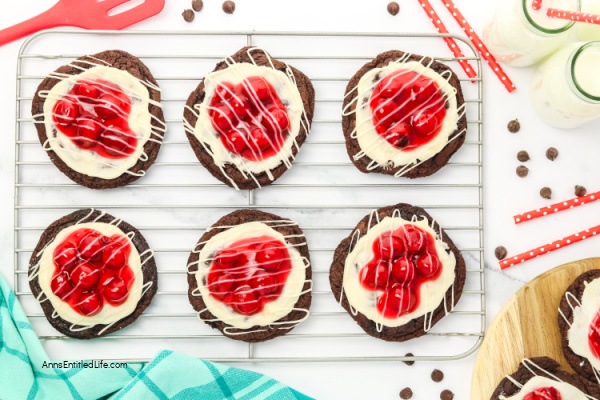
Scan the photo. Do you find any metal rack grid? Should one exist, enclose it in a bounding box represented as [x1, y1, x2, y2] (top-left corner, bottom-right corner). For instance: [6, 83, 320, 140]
[14, 30, 484, 363]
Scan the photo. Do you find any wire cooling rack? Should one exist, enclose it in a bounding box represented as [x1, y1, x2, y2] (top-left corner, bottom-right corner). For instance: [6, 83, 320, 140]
[14, 30, 484, 363]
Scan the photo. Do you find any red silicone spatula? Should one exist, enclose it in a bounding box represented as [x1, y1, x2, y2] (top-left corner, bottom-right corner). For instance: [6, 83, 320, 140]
[0, 0, 165, 46]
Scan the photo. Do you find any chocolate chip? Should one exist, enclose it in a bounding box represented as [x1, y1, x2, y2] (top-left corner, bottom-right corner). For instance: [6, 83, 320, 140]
[494, 246, 507, 260]
[507, 119, 520, 133]
[192, 0, 203, 12]
[399, 387, 413, 399]
[546, 147, 558, 161]
[517, 150, 530, 162]
[222, 0, 235, 14]
[516, 165, 529, 177]
[440, 390, 454, 400]
[403, 353, 415, 366]
[182, 9, 194, 22]
[540, 187, 552, 199]
[387, 1, 400, 15]
[575, 185, 587, 197]
[431, 369, 444, 382]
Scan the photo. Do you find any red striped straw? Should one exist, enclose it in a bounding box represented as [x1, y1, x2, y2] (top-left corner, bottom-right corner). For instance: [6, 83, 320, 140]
[499, 224, 600, 269]
[547, 8, 600, 25]
[514, 191, 600, 224]
[417, 0, 478, 80]
[438, 0, 517, 93]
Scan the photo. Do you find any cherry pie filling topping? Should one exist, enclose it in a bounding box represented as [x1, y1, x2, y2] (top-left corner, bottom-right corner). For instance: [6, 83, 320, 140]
[52, 79, 137, 159]
[369, 70, 447, 151]
[208, 76, 291, 162]
[357, 224, 444, 318]
[206, 236, 293, 316]
[50, 228, 135, 317]
[522, 387, 562, 400]
[588, 309, 600, 359]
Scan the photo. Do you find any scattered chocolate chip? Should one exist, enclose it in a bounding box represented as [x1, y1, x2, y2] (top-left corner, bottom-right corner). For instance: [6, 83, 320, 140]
[431, 369, 444, 382]
[540, 187, 552, 199]
[387, 1, 400, 15]
[517, 150, 530, 162]
[403, 353, 415, 366]
[507, 119, 520, 133]
[440, 390, 454, 400]
[222, 0, 235, 14]
[192, 0, 203, 12]
[546, 147, 558, 161]
[182, 9, 194, 22]
[575, 185, 587, 197]
[494, 246, 507, 260]
[399, 387, 413, 399]
[516, 165, 529, 178]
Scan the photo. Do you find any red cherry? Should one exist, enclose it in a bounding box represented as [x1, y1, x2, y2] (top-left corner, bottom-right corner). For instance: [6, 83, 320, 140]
[220, 129, 248, 154]
[250, 273, 278, 299]
[53, 100, 78, 126]
[359, 261, 390, 290]
[372, 98, 402, 127]
[412, 112, 439, 136]
[53, 243, 79, 271]
[76, 291, 103, 316]
[76, 118, 102, 148]
[211, 105, 237, 133]
[78, 232, 105, 259]
[385, 122, 411, 149]
[75, 82, 100, 100]
[412, 77, 438, 102]
[101, 130, 132, 157]
[103, 277, 128, 304]
[95, 92, 128, 119]
[51, 272, 75, 300]
[255, 242, 285, 272]
[377, 286, 415, 318]
[230, 94, 250, 119]
[378, 76, 405, 99]
[404, 226, 426, 253]
[415, 252, 441, 278]
[248, 126, 271, 152]
[263, 107, 289, 135]
[375, 234, 404, 261]
[208, 272, 235, 300]
[231, 286, 260, 315]
[215, 249, 248, 271]
[391, 257, 416, 285]
[214, 82, 235, 103]
[245, 76, 271, 102]
[523, 387, 562, 400]
[588, 310, 600, 359]
[101, 243, 126, 270]
[71, 262, 101, 290]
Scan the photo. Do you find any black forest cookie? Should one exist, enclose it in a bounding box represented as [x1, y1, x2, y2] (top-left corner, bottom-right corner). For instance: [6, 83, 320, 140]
[28, 209, 158, 338]
[341, 50, 467, 178]
[491, 357, 600, 399]
[559, 269, 600, 384]
[32, 50, 166, 189]
[187, 209, 312, 342]
[329, 203, 465, 342]
[183, 46, 315, 190]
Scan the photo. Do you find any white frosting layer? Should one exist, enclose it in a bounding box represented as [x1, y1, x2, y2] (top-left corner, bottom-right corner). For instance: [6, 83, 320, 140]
[501, 376, 588, 400]
[342, 216, 456, 328]
[192, 63, 305, 174]
[43, 65, 153, 180]
[195, 222, 307, 329]
[568, 277, 600, 371]
[37, 222, 143, 327]
[353, 61, 460, 168]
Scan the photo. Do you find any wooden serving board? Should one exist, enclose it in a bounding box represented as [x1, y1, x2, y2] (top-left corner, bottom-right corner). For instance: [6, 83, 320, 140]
[471, 257, 600, 399]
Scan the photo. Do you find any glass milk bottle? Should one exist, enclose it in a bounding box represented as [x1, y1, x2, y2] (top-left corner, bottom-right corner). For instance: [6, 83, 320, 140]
[483, 0, 580, 67]
[530, 41, 600, 129]
[576, 0, 600, 40]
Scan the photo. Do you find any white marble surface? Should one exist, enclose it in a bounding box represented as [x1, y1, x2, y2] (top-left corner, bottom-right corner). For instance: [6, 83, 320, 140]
[0, 1, 599, 399]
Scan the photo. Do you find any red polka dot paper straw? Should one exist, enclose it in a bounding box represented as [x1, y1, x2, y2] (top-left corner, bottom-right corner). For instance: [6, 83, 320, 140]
[547, 8, 600, 25]
[499, 224, 600, 269]
[438, 0, 517, 93]
[514, 190, 600, 224]
[417, 0, 478, 80]
[532, 0, 543, 11]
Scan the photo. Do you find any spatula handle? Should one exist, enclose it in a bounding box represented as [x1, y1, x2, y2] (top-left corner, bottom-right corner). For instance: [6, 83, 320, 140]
[0, 5, 64, 47]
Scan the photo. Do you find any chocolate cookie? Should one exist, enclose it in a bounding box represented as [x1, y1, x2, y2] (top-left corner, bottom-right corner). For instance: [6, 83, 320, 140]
[187, 209, 312, 342]
[341, 50, 467, 178]
[329, 203, 466, 342]
[183, 46, 315, 190]
[32, 50, 165, 189]
[28, 209, 158, 339]
[491, 357, 600, 399]
[559, 269, 600, 383]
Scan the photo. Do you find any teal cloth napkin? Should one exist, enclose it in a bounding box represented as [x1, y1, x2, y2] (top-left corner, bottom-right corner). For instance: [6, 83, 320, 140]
[0, 274, 312, 400]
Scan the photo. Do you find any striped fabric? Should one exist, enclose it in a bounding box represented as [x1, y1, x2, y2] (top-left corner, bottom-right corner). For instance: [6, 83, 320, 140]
[0, 275, 312, 400]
